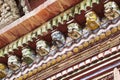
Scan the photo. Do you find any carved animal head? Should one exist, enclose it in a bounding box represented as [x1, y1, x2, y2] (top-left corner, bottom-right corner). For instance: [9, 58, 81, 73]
[22, 48, 35, 64]
[36, 40, 47, 49]
[67, 23, 80, 33]
[36, 40, 50, 56]
[67, 23, 82, 39]
[22, 48, 32, 57]
[104, 1, 118, 13]
[85, 11, 97, 21]
[51, 31, 65, 48]
[104, 1, 120, 20]
[8, 55, 20, 70]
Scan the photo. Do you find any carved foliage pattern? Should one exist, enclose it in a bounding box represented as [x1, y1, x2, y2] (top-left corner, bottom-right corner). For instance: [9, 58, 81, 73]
[0, 0, 20, 28]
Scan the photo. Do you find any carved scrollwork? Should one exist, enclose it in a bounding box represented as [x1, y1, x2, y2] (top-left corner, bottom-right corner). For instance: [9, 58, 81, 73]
[104, 1, 120, 20]
[22, 47, 35, 65]
[67, 23, 82, 40]
[36, 40, 50, 56]
[8, 55, 21, 71]
[51, 31, 65, 48]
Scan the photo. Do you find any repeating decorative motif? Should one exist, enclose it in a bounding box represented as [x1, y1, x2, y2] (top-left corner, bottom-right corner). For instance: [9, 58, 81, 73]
[36, 40, 50, 56]
[67, 23, 82, 40]
[0, 0, 120, 80]
[8, 55, 21, 71]
[85, 11, 100, 31]
[51, 31, 66, 48]
[104, 1, 120, 20]
[47, 45, 120, 80]
[22, 47, 35, 65]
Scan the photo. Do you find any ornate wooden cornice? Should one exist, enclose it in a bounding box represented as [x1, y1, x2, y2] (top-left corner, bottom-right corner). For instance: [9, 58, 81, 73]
[0, 0, 98, 56]
[12, 23, 120, 80]
[0, 0, 83, 48]
[26, 33, 120, 80]
[0, 0, 101, 57]
[0, 0, 120, 80]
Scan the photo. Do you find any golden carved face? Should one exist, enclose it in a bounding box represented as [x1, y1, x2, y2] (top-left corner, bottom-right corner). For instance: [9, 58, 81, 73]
[85, 11, 100, 30]
[85, 11, 97, 21]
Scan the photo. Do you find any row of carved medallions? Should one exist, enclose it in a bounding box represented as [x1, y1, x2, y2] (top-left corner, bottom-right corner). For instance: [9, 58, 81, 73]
[0, 0, 20, 29]
[0, 1, 120, 79]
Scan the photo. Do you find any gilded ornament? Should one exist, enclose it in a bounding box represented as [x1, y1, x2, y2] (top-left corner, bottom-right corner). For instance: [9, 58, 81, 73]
[62, 54, 67, 60]
[111, 27, 118, 33]
[67, 52, 73, 57]
[100, 33, 106, 39]
[73, 47, 79, 53]
[85, 11, 100, 30]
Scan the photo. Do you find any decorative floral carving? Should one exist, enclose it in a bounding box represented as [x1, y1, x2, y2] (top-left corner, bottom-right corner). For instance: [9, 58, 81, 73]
[0, 0, 20, 28]
[22, 47, 35, 65]
[67, 23, 82, 40]
[104, 1, 120, 20]
[8, 55, 20, 71]
[36, 40, 50, 56]
[85, 11, 100, 30]
[51, 31, 65, 48]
